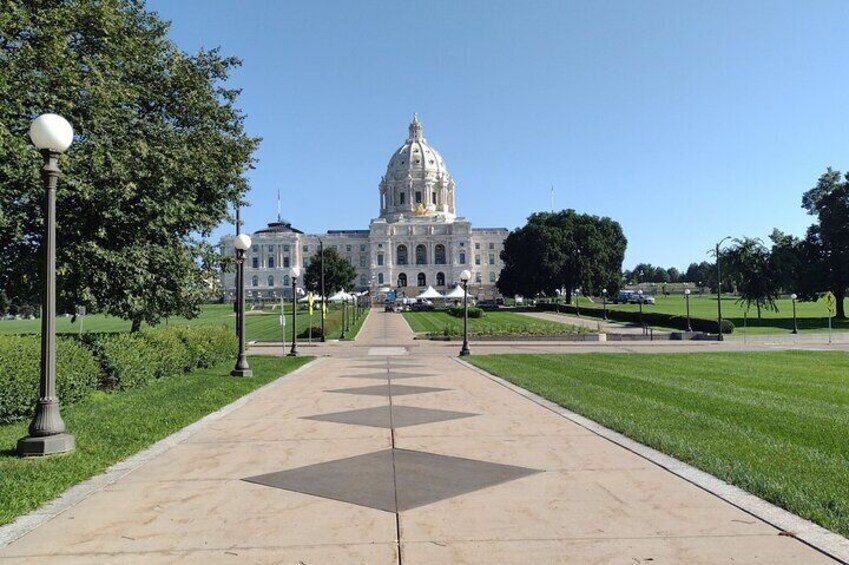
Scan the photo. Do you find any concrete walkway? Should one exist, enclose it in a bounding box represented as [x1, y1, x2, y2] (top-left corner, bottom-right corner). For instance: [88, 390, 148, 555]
[0, 311, 841, 563]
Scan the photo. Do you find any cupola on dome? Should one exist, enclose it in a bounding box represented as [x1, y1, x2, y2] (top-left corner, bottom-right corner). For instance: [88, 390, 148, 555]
[386, 114, 448, 180]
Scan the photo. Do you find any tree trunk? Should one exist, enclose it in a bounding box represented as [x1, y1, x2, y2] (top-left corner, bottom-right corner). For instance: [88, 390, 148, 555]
[836, 286, 846, 320]
[757, 304, 762, 323]
[131, 319, 142, 332]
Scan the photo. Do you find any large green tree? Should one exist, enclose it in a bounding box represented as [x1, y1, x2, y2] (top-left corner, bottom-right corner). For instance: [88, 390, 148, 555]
[303, 247, 357, 296]
[0, 0, 259, 329]
[800, 168, 849, 319]
[724, 237, 778, 321]
[497, 210, 626, 301]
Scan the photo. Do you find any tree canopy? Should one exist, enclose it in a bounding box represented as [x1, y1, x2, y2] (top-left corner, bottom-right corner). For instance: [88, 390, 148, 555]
[497, 210, 626, 300]
[303, 247, 358, 296]
[0, 0, 259, 329]
[724, 237, 778, 320]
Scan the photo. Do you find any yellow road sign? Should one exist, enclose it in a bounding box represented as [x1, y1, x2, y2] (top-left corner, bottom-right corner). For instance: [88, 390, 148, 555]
[823, 291, 836, 314]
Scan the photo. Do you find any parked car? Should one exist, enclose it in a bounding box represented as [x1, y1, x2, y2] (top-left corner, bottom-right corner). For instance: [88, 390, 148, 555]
[629, 294, 655, 305]
[410, 298, 434, 311]
[478, 299, 500, 310]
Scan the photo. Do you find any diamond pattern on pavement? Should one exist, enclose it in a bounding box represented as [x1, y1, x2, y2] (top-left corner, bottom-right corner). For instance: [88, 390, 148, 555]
[342, 371, 435, 380]
[244, 448, 542, 512]
[326, 384, 449, 396]
[303, 405, 478, 429]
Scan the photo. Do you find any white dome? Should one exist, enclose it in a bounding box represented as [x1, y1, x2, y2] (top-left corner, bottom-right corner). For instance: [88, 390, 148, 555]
[385, 114, 448, 180]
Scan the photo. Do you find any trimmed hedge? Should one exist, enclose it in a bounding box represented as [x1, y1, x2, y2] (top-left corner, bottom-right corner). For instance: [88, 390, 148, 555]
[447, 306, 485, 319]
[535, 302, 735, 334]
[0, 325, 238, 423]
[0, 335, 101, 424]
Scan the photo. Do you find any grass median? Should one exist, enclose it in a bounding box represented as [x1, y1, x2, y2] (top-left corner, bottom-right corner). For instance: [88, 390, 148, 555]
[0, 355, 312, 526]
[468, 351, 849, 537]
[403, 310, 590, 336]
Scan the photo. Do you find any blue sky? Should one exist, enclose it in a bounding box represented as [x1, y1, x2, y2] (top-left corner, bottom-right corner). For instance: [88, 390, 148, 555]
[147, 0, 849, 270]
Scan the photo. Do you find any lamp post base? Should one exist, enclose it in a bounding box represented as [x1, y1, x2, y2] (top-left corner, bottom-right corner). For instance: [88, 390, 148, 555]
[459, 345, 470, 356]
[18, 433, 75, 457]
[230, 368, 253, 377]
[287, 350, 298, 357]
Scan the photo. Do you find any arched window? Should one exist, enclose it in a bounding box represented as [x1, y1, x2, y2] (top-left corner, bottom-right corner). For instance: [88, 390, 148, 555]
[378, 273, 384, 284]
[268, 275, 274, 287]
[434, 244, 446, 265]
[268, 257, 275, 269]
[417, 273, 426, 287]
[415, 244, 427, 265]
[489, 272, 496, 283]
[398, 273, 407, 287]
[360, 274, 367, 287]
[283, 275, 290, 287]
[251, 275, 259, 287]
[436, 272, 445, 286]
[397, 245, 408, 265]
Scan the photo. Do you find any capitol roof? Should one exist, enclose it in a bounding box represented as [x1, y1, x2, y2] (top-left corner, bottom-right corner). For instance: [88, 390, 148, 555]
[385, 114, 448, 180]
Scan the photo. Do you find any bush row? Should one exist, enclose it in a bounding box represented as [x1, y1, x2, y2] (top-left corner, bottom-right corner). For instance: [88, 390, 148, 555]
[447, 306, 485, 319]
[535, 302, 735, 334]
[0, 325, 237, 424]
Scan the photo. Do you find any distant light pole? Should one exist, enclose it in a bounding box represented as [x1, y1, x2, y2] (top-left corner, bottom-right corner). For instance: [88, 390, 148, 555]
[791, 293, 799, 334]
[637, 289, 645, 332]
[602, 288, 608, 321]
[230, 234, 253, 377]
[233, 205, 241, 336]
[684, 288, 692, 332]
[340, 295, 347, 339]
[288, 266, 301, 356]
[459, 269, 471, 356]
[575, 288, 581, 316]
[319, 239, 326, 342]
[716, 236, 731, 341]
[18, 113, 76, 457]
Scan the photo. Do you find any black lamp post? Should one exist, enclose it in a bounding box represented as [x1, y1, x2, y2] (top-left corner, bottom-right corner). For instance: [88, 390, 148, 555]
[459, 269, 471, 356]
[18, 114, 76, 457]
[288, 266, 300, 356]
[716, 237, 731, 341]
[791, 293, 799, 334]
[684, 288, 692, 332]
[319, 239, 326, 342]
[231, 234, 253, 377]
[637, 289, 645, 332]
[602, 288, 608, 321]
[340, 296, 347, 339]
[575, 288, 581, 316]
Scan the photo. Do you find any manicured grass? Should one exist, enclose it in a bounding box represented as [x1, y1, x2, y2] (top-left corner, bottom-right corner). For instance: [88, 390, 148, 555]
[568, 294, 847, 334]
[403, 310, 590, 336]
[0, 303, 366, 342]
[468, 351, 849, 537]
[0, 355, 312, 526]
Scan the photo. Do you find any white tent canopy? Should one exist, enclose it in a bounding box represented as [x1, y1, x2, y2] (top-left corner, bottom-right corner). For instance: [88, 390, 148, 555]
[328, 290, 354, 302]
[418, 286, 444, 299]
[444, 285, 467, 299]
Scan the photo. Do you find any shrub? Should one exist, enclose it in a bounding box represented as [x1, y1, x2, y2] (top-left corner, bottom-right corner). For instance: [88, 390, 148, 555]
[535, 302, 735, 334]
[91, 333, 160, 390]
[169, 325, 237, 369]
[0, 335, 101, 424]
[298, 326, 324, 339]
[447, 306, 485, 319]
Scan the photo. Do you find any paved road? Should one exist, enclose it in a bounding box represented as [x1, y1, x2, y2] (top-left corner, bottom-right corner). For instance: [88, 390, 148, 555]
[0, 310, 841, 563]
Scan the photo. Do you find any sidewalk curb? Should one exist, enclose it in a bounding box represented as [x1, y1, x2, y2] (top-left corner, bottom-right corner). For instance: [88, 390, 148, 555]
[0, 357, 323, 549]
[455, 357, 849, 564]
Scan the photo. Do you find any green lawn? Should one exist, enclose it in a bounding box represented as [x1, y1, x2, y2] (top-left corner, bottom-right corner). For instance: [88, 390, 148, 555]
[468, 351, 849, 537]
[403, 310, 590, 336]
[570, 294, 843, 334]
[0, 355, 312, 526]
[0, 303, 368, 342]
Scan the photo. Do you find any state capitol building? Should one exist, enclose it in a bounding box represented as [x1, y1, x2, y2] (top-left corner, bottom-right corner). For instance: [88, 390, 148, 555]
[220, 116, 508, 300]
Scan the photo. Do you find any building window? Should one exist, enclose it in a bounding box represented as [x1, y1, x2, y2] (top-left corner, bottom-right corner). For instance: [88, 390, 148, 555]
[436, 272, 445, 286]
[360, 274, 367, 287]
[283, 275, 290, 287]
[378, 273, 384, 284]
[489, 272, 496, 283]
[268, 245, 274, 252]
[415, 244, 427, 265]
[489, 242, 495, 250]
[303, 245, 309, 253]
[268, 257, 275, 269]
[417, 273, 426, 286]
[475, 243, 480, 250]
[283, 257, 290, 268]
[360, 244, 366, 252]
[475, 255, 480, 265]
[489, 253, 495, 265]
[434, 244, 446, 265]
[459, 252, 466, 264]
[378, 243, 383, 248]
[377, 253, 384, 266]
[251, 275, 259, 287]
[415, 191, 422, 203]
[397, 245, 408, 265]
[283, 244, 289, 252]
[398, 273, 407, 287]
[252, 257, 259, 269]
[399, 193, 406, 205]
[475, 272, 481, 283]
[359, 255, 366, 267]
[268, 275, 274, 287]
[346, 244, 352, 252]
[432, 192, 437, 204]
